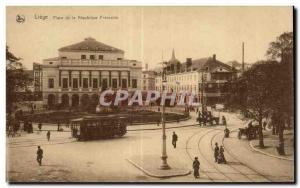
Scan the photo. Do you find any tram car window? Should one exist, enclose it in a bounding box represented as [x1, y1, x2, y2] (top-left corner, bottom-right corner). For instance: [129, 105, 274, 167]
[70, 116, 127, 141]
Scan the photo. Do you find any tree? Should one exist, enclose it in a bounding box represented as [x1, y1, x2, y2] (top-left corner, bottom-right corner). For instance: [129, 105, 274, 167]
[228, 61, 282, 148]
[226, 32, 293, 152]
[6, 46, 31, 117]
[266, 32, 293, 62]
[266, 32, 294, 155]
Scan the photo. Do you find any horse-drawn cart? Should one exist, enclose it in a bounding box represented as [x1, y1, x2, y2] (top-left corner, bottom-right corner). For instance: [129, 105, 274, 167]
[238, 122, 259, 140]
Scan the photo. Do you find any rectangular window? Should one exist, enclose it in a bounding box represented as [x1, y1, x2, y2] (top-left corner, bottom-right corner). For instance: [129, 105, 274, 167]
[83, 78, 89, 88]
[90, 55, 95, 60]
[81, 55, 86, 59]
[48, 78, 54, 88]
[132, 79, 137, 88]
[73, 78, 78, 89]
[102, 79, 108, 90]
[117, 58, 123, 60]
[92, 78, 98, 89]
[122, 79, 127, 88]
[112, 79, 118, 88]
[62, 78, 68, 88]
[98, 55, 103, 60]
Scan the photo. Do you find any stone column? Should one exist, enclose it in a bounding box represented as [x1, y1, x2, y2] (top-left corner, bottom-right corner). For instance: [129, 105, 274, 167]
[78, 94, 82, 106]
[118, 71, 121, 87]
[99, 71, 102, 87]
[68, 70, 72, 87]
[59, 70, 61, 87]
[58, 94, 62, 104]
[79, 71, 82, 87]
[69, 94, 72, 107]
[89, 71, 92, 87]
[109, 71, 112, 87]
[128, 71, 131, 87]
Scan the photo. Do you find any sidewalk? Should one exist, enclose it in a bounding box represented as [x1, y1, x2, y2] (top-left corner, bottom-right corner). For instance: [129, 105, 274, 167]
[249, 129, 294, 161]
[127, 155, 191, 178]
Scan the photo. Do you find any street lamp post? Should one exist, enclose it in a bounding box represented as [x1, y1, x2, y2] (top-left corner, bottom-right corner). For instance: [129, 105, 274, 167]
[160, 66, 170, 170]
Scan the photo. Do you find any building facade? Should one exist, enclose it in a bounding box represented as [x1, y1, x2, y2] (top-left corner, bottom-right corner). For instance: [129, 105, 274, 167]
[141, 70, 156, 91]
[155, 51, 236, 105]
[42, 37, 142, 109]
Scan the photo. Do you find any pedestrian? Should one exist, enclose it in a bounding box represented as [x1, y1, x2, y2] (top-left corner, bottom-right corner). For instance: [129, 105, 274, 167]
[222, 116, 227, 126]
[176, 115, 180, 123]
[172, 132, 178, 148]
[47, 131, 51, 141]
[214, 143, 219, 162]
[218, 146, 226, 164]
[38, 123, 42, 131]
[57, 122, 60, 131]
[28, 122, 33, 133]
[224, 127, 230, 138]
[36, 146, 43, 166]
[193, 157, 200, 178]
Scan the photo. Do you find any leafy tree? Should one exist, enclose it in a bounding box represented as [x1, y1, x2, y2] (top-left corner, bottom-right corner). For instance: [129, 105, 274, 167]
[228, 61, 279, 148]
[266, 32, 293, 155]
[227, 32, 293, 152]
[6, 46, 32, 117]
[266, 32, 293, 62]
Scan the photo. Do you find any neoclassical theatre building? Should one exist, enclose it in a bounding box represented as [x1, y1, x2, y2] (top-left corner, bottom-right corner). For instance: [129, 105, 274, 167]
[42, 37, 142, 108]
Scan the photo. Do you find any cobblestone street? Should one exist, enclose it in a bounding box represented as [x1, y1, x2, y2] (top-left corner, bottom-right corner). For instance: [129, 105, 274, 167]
[7, 112, 294, 182]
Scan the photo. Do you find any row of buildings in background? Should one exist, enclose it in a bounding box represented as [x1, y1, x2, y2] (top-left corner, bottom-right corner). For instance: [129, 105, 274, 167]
[28, 37, 249, 108]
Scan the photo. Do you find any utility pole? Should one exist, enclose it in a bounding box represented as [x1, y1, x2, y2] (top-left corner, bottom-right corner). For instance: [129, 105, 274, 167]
[242, 42, 245, 72]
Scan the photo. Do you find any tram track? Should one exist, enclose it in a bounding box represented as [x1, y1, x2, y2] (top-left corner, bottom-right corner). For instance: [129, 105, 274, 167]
[8, 139, 77, 148]
[184, 125, 273, 182]
[210, 129, 270, 182]
[184, 127, 225, 182]
[219, 129, 282, 182]
[196, 129, 235, 182]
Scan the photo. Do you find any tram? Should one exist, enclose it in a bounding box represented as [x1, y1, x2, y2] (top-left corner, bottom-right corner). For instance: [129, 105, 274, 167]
[70, 115, 127, 141]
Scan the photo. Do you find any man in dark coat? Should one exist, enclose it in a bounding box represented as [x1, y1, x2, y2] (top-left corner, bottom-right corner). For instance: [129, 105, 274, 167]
[172, 132, 178, 148]
[214, 142, 219, 162]
[222, 116, 227, 126]
[38, 123, 42, 132]
[36, 146, 43, 166]
[47, 131, 51, 141]
[193, 157, 200, 178]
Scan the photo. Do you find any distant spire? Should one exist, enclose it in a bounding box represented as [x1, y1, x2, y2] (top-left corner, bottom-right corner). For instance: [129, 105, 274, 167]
[171, 49, 176, 61]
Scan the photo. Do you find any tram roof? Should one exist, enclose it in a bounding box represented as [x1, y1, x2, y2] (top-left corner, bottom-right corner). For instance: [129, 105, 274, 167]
[71, 115, 127, 122]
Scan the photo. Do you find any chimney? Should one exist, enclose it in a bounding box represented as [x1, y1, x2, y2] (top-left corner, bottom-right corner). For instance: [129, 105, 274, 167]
[145, 63, 148, 71]
[212, 54, 216, 61]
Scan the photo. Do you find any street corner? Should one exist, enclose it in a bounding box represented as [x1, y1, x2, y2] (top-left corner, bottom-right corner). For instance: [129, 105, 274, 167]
[127, 155, 191, 178]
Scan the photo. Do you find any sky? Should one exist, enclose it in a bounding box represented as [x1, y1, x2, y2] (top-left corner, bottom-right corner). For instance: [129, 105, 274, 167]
[6, 6, 293, 70]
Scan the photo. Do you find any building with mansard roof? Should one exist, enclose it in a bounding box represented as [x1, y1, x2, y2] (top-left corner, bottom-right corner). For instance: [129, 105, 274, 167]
[42, 37, 142, 109]
[155, 50, 237, 105]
